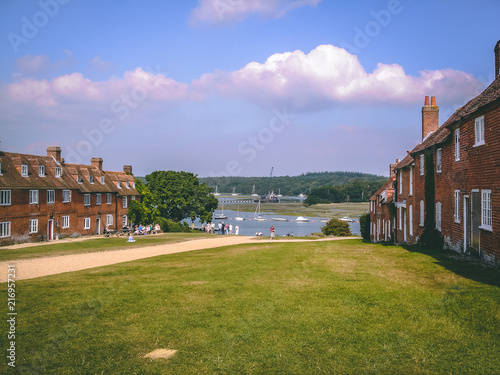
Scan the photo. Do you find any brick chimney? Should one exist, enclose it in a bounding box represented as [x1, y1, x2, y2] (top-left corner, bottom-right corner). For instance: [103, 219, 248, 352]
[422, 96, 439, 140]
[123, 165, 132, 175]
[47, 146, 61, 162]
[91, 157, 103, 170]
[495, 40, 500, 77]
[390, 159, 400, 178]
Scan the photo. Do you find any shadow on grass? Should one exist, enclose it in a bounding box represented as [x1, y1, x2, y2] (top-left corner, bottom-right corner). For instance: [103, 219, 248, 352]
[375, 240, 500, 288]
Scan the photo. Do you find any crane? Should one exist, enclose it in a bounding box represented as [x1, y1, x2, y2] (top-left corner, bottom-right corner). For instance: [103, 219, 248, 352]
[266, 167, 274, 199]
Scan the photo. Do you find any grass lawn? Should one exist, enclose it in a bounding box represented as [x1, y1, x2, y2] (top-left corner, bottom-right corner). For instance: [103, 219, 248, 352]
[0, 233, 211, 261]
[3, 239, 500, 374]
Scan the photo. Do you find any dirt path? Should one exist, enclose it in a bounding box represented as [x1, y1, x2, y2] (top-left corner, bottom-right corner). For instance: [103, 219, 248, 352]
[0, 236, 360, 282]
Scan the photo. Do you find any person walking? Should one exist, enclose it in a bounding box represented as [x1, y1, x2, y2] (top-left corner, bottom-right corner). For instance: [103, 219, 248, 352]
[270, 225, 275, 242]
[235, 225, 239, 235]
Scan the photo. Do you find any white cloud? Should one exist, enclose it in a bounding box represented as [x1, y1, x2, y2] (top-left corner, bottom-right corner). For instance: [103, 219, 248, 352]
[88, 56, 114, 72]
[190, 0, 321, 26]
[14, 50, 74, 76]
[193, 44, 484, 110]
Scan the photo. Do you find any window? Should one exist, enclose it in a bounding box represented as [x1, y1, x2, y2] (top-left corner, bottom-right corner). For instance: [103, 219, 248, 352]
[63, 190, 71, 203]
[29, 219, 38, 234]
[131, 196, 135, 201]
[126, 182, 130, 189]
[436, 202, 442, 232]
[0, 222, 11, 238]
[420, 200, 424, 227]
[132, 182, 136, 189]
[409, 168, 413, 196]
[29, 190, 39, 204]
[84, 194, 90, 206]
[62, 215, 70, 229]
[106, 214, 113, 226]
[455, 129, 460, 161]
[123, 196, 127, 208]
[117, 181, 121, 189]
[21, 164, 28, 177]
[77, 175, 82, 183]
[481, 190, 492, 231]
[55, 166, 63, 178]
[399, 171, 402, 195]
[100, 176, 105, 184]
[454, 190, 460, 223]
[84, 217, 91, 230]
[0, 190, 11, 206]
[89, 175, 94, 184]
[398, 207, 402, 230]
[436, 149, 442, 173]
[409, 205, 413, 236]
[96, 193, 102, 206]
[474, 115, 485, 146]
[47, 190, 55, 204]
[122, 215, 128, 227]
[38, 165, 45, 177]
[107, 193, 112, 205]
[419, 154, 424, 175]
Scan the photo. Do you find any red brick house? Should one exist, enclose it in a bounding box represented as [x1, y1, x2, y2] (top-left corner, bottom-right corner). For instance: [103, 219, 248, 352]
[369, 161, 397, 243]
[0, 146, 139, 246]
[371, 40, 500, 266]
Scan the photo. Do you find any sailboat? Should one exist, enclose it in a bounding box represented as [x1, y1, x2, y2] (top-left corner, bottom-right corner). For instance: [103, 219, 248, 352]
[213, 204, 227, 220]
[277, 188, 282, 197]
[231, 187, 238, 196]
[214, 185, 220, 196]
[253, 201, 267, 221]
[235, 206, 245, 221]
[251, 185, 258, 197]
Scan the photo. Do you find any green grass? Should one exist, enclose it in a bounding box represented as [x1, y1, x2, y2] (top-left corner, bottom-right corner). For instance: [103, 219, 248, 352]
[0, 233, 212, 261]
[3, 239, 500, 374]
[231, 202, 369, 218]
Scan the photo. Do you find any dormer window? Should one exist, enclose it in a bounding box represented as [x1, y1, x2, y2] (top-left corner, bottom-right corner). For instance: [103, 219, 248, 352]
[55, 167, 62, 178]
[77, 175, 82, 183]
[126, 181, 130, 189]
[89, 175, 94, 184]
[117, 181, 121, 189]
[100, 176, 105, 184]
[21, 164, 28, 177]
[38, 165, 45, 177]
[132, 182, 136, 189]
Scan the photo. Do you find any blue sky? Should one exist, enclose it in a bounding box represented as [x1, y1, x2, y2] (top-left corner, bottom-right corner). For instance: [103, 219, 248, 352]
[0, 0, 499, 178]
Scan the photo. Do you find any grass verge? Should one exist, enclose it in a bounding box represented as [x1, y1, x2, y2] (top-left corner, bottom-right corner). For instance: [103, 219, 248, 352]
[3, 239, 499, 374]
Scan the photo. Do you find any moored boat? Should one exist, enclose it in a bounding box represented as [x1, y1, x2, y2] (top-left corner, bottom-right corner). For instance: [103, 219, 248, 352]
[295, 216, 309, 222]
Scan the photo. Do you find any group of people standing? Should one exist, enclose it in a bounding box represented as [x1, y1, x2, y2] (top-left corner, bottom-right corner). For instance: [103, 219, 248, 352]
[204, 222, 240, 235]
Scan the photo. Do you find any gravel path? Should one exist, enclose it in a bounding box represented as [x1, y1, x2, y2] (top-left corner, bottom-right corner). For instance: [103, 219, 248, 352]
[1, 236, 360, 282]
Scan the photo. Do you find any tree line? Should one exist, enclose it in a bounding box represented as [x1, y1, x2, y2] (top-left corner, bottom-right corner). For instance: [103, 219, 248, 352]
[303, 179, 386, 206]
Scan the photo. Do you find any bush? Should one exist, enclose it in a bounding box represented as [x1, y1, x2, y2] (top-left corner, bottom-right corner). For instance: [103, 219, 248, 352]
[157, 218, 191, 233]
[321, 218, 352, 236]
[417, 228, 444, 250]
[359, 213, 370, 241]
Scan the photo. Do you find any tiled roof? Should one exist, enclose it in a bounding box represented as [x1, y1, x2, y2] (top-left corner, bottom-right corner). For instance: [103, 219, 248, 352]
[0, 151, 139, 196]
[394, 153, 414, 171]
[370, 176, 395, 202]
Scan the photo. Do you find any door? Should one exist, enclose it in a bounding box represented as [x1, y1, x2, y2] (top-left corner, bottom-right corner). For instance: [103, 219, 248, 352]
[47, 219, 54, 241]
[471, 191, 480, 250]
[96, 217, 101, 235]
[464, 196, 470, 252]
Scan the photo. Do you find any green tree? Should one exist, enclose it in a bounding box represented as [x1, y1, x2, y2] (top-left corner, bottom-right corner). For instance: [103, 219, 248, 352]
[359, 213, 371, 241]
[321, 218, 352, 236]
[146, 170, 218, 223]
[127, 179, 158, 225]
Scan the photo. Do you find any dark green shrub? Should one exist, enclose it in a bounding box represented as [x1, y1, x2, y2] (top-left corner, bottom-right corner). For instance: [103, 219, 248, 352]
[359, 213, 370, 241]
[157, 218, 191, 233]
[321, 218, 352, 236]
[417, 228, 444, 250]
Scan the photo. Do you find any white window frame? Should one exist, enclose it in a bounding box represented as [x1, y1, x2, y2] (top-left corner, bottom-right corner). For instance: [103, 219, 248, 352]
[0, 221, 11, 238]
[63, 190, 71, 203]
[480, 189, 492, 231]
[122, 215, 128, 227]
[123, 196, 127, 208]
[398, 207, 402, 230]
[409, 168, 413, 196]
[77, 175, 82, 183]
[21, 164, 28, 177]
[84, 217, 91, 230]
[62, 215, 70, 229]
[455, 129, 460, 161]
[106, 214, 113, 226]
[29, 218, 38, 234]
[47, 189, 55, 204]
[38, 165, 45, 177]
[454, 190, 460, 223]
[436, 148, 442, 174]
[436, 202, 442, 232]
[89, 175, 94, 184]
[96, 193, 102, 206]
[117, 181, 121, 189]
[132, 181, 136, 189]
[55, 166, 62, 178]
[100, 176, 105, 184]
[0, 190, 11, 206]
[107, 193, 112, 205]
[419, 154, 424, 175]
[399, 170, 402, 195]
[474, 115, 485, 146]
[126, 182, 130, 189]
[420, 200, 424, 227]
[84, 194, 91, 206]
[409, 205, 413, 236]
[29, 190, 39, 204]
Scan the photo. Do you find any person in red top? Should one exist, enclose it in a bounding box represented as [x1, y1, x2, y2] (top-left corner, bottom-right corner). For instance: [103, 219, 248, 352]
[270, 226, 275, 242]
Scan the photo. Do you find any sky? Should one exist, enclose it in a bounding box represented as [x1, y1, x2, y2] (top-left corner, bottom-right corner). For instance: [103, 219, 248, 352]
[0, 0, 499, 178]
